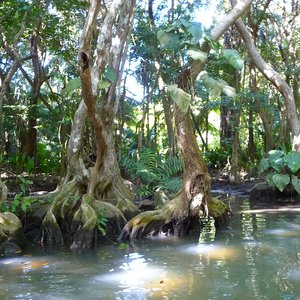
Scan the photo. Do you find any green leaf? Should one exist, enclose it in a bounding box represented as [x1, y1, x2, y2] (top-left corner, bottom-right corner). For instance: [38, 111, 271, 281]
[118, 243, 129, 250]
[199, 72, 222, 100]
[268, 150, 285, 167]
[272, 174, 290, 192]
[167, 84, 191, 113]
[179, 18, 203, 39]
[62, 77, 81, 94]
[285, 151, 300, 173]
[222, 49, 244, 70]
[187, 48, 207, 61]
[99, 80, 111, 89]
[271, 157, 285, 172]
[157, 30, 180, 49]
[266, 173, 275, 186]
[291, 175, 300, 194]
[258, 158, 270, 173]
[104, 68, 116, 82]
[217, 79, 236, 98]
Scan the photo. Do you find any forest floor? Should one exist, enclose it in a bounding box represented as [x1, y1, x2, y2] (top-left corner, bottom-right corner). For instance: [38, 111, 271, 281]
[2, 170, 261, 200]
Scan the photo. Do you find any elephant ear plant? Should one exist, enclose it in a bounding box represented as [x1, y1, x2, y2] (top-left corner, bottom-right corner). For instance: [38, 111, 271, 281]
[259, 150, 300, 194]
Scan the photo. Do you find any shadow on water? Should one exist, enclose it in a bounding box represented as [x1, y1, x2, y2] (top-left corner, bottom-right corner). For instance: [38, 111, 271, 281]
[1, 193, 300, 299]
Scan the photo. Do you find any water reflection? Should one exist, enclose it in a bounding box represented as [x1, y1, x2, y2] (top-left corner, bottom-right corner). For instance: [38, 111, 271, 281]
[1, 197, 300, 299]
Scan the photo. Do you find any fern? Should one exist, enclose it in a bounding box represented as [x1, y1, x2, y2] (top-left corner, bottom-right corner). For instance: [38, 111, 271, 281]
[118, 147, 184, 197]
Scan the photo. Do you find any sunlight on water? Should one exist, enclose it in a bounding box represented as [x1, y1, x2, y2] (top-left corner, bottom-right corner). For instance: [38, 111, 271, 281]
[181, 243, 240, 261]
[1, 197, 300, 299]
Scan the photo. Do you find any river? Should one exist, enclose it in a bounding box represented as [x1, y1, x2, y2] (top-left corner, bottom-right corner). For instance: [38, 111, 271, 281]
[1, 193, 300, 299]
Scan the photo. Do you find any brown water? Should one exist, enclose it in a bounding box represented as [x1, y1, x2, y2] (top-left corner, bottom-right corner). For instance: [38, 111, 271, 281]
[1, 194, 300, 299]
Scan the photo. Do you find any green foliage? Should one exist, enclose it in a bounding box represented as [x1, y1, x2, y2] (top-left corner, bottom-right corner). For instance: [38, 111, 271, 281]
[62, 77, 81, 95]
[9, 153, 34, 174]
[118, 243, 129, 250]
[199, 72, 236, 100]
[187, 48, 207, 61]
[167, 84, 191, 113]
[1, 176, 33, 213]
[259, 150, 300, 193]
[205, 148, 229, 169]
[96, 208, 108, 236]
[119, 148, 183, 197]
[37, 143, 61, 173]
[157, 30, 180, 49]
[221, 49, 244, 70]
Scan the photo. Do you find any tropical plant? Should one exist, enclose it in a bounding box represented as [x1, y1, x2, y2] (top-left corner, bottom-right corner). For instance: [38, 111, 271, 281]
[0, 175, 33, 213]
[259, 150, 300, 194]
[119, 147, 183, 197]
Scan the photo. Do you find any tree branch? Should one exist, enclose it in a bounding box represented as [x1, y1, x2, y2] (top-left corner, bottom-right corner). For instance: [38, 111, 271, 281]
[190, 0, 254, 83]
[230, 0, 300, 149]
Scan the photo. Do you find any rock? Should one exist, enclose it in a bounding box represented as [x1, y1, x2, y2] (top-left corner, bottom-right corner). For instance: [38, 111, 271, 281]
[0, 212, 28, 249]
[138, 199, 156, 211]
[249, 182, 298, 202]
[0, 241, 22, 257]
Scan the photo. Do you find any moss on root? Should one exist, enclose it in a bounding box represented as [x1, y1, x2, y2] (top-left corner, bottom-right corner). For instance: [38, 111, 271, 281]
[70, 199, 97, 250]
[208, 197, 227, 218]
[119, 209, 168, 240]
[41, 180, 79, 245]
[119, 192, 192, 241]
[208, 197, 231, 228]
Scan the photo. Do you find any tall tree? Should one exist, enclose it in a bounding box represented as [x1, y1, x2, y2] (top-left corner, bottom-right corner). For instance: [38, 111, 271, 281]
[230, 0, 300, 151]
[120, 0, 254, 240]
[41, 0, 139, 249]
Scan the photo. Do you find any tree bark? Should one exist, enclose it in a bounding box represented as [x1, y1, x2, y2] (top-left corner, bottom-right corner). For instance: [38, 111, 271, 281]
[42, 0, 139, 249]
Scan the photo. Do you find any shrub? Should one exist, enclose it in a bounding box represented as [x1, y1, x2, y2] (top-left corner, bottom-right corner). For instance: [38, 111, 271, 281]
[259, 149, 300, 194]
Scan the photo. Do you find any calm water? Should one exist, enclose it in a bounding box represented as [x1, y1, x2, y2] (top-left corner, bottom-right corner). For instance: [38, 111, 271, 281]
[1, 194, 300, 300]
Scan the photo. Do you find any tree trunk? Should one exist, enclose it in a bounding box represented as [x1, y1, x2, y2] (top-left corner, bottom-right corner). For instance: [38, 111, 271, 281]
[162, 93, 176, 156]
[41, 0, 139, 250]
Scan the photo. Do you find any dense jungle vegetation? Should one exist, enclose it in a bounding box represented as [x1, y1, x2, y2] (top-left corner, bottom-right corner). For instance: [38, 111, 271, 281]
[0, 0, 299, 251]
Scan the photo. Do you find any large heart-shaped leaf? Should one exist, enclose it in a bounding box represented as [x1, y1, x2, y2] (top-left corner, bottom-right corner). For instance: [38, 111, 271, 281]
[258, 158, 270, 173]
[167, 85, 191, 113]
[187, 48, 207, 62]
[266, 172, 276, 186]
[157, 30, 180, 49]
[199, 72, 222, 100]
[222, 49, 244, 70]
[179, 18, 203, 39]
[291, 175, 300, 194]
[104, 67, 116, 82]
[62, 77, 81, 94]
[285, 151, 300, 173]
[272, 174, 290, 192]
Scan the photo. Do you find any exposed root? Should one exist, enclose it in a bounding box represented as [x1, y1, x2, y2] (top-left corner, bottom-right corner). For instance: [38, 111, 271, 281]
[119, 209, 167, 240]
[119, 192, 193, 240]
[70, 198, 97, 250]
[41, 180, 79, 245]
[96, 178, 141, 220]
[92, 200, 127, 238]
[40, 179, 130, 249]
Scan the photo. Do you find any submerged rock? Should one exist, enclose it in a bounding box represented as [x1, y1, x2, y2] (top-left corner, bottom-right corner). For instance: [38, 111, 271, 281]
[0, 241, 22, 257]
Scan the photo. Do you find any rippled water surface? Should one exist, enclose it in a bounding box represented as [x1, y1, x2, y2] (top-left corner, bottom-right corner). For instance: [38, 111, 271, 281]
[1, 195, 300, 299]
